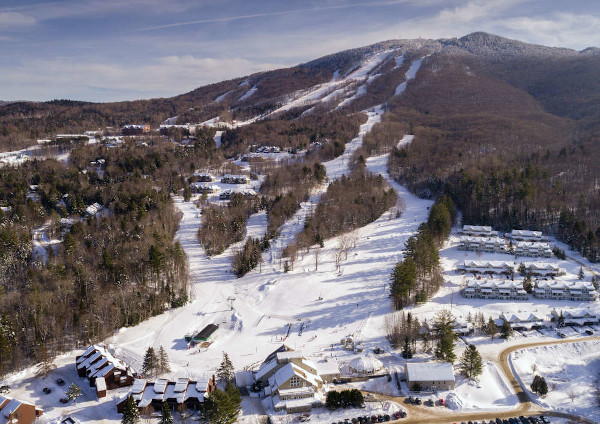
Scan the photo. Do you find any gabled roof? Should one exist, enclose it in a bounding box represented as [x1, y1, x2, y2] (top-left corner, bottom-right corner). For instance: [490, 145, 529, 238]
[405, 362, 454, 382]
[268, 363, 322, 391]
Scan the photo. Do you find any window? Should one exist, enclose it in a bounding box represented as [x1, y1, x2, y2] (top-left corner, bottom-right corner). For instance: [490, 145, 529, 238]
[289, 376, 301, 387]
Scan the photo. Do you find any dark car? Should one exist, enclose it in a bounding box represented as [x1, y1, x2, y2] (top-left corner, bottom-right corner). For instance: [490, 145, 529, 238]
[56, 378, 65, 386]
[414, 398, 422, 405]
[425, 399, 434, 407]
[60, 397, 69, 404]
[371, 416, 378, 423]
[43, 387, 52, 394]
[0, 386, 9, 394]
[384, 415, 391, 422]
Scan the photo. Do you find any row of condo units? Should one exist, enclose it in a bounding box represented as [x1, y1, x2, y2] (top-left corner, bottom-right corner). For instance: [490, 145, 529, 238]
[458, 237, 552, 257]
[457, 260, 566, 276]
[498, 310, 600, 330]
[459, 225, 548, 242]
[462, 278, 597, 301]
[458, 226, 551, 257]
[117, 376, 217, 415]
[462, 279, 528, 300]
[534, 280, 598, 301]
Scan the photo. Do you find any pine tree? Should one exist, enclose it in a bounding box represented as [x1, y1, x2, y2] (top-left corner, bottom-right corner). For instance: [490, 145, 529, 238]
[158, 345, 171, 374]
[500, 320, 513, 339]
[204, 382, 241, 424]
[401, 336, 413, 359]
[160, 401, 174, 424]
[557, 311, 565, 328]
[531, 375, 548, 396]
[122, 394, 140, 424]
[142, 346, 158, 377]
[459, 344, 483, 380]
[433, 309, 456, 363]
[217, 352, 235, 383]
[486, 317, 498, 340]
[65, 382, 82, 403]
[579, 267, 585, 280]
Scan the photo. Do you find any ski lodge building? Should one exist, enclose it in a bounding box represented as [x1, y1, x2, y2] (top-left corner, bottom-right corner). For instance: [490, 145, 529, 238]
[256, 345, 340, 414]
[404, 362, 455, 391]
[458, 236, 506, 253]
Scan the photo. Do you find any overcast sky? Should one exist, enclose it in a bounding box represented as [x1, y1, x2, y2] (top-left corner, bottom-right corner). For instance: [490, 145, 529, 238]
[1, 0, 599, 102]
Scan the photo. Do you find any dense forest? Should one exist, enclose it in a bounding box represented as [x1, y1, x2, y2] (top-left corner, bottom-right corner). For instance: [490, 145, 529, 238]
[0, 134, 221, 374]
[381, 50, 600, 262]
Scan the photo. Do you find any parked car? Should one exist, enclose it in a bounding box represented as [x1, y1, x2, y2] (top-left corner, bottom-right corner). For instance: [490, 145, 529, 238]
[425, 399, 434, 407]
[0, 386, 9, 394]
[60, 397, 69, 404]
[56, 378, 65, 386]
[414, 397, 422, 405]
[43, 387, 52, 394]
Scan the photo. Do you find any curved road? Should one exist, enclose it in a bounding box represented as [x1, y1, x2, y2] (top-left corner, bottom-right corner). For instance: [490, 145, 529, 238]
[363, 336, 600, 424]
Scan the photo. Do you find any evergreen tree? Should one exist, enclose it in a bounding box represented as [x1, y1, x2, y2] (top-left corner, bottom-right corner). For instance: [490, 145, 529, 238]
[500, 320, 513, 339]
[523, 275, 533, 293]
[433, 309, 456, 363]
[578, 267, 585, 280]
[204, 382, 242, 424]
[326, 390, 341, 409]
[158, 345, 171, 374]
[557, 311, 565, 328]
[217, 352, 235, 383]
[121, 394, 140, 424]
[459, 344, 483, 380]
[486, 317, 498, 340]
[65, 382, 82, 403]
[390, 258, 417, 309]
[142, 346, 158, 377]
[531, 375, 549, 396]
[160, 401, 174, 424]
[401, 336, 413, 359]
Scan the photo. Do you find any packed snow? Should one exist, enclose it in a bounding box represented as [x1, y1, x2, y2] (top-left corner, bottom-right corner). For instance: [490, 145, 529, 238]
[395, 56, 426, 96]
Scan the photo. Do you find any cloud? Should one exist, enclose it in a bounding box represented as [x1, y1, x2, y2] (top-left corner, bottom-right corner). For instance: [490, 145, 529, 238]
[129, 0, 415, 32]
[501, 12, 600, 49]
[1, 55, 280, 102]
[0, 11, 36, 28]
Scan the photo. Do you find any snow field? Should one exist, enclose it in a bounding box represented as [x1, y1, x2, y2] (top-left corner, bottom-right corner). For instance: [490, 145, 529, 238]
[511, 340, 600, 421]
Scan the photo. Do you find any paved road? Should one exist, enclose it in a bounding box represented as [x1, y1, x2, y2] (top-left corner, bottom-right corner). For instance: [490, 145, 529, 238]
[363, 336, 600, 424]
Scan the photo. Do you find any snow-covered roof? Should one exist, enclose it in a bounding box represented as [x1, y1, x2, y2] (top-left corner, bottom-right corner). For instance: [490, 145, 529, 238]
[131, 379, 147, 394]
[314, 359, 340, 376]
[2, 399, 21, 418]
[96, 377, 106, 392]
[268, 363, 322, 391]
[511, 229, 543, 237]
[153, 379, 168, 394]
[174, 378, 189, 393]
[256, 357, 279, 380]
[348, 356, 384, 374]
[278, 386, 314, 397]
[276, 351, 303, 362]
[462, 225, 492, 232]
[405, 362, 454, 383]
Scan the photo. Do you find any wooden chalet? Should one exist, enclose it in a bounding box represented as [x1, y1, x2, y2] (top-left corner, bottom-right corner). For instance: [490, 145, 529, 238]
[76, 345, 135, 395]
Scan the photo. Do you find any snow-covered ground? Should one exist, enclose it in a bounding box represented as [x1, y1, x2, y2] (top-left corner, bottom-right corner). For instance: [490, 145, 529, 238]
[395, 55, 426, 96]
[511, 340, 600, 421]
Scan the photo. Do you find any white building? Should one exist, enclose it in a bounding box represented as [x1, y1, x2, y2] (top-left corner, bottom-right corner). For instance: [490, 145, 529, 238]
[551, 310, 599, 326]
[404, 362, 455, 391]
[521, 262, 566, 276]
[534, 281, 597, 301]
[462, 279, 528, 300]
[509, 229, 546, 242]
[514, 242, 552, 258]
[459, 225, 497, 237]
[458, 260, 514, 275]
[190, 182, 220, 194]
[498, 312, 548, 330]
[255, 345, 339, 414]
[458, 236, 506, 253]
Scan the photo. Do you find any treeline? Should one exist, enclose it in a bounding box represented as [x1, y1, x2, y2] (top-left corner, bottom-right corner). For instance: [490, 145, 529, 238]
[197, 193, 263, 256]
[390, 196, 455, 309]
[0, 137, 224, 375]
[284, 169, 397, 261]
[261, 161, 326, 239]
